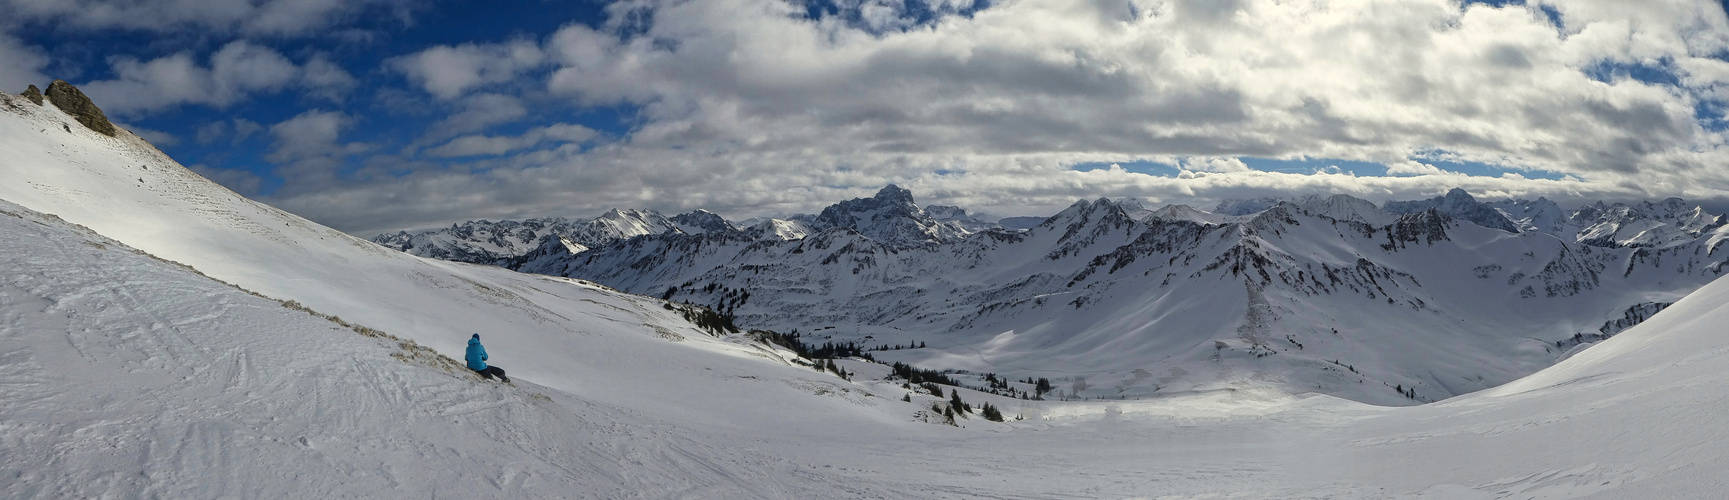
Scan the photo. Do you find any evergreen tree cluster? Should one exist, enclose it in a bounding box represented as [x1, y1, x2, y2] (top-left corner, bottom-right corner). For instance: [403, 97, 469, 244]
[889, 361, 960, 386]
[664, 282, 751, 318]
[816, 358, 851, 380]
[664, 302, 739, 335]
[870, 341, 927, 351]
[1022, 377, 1053, 396]
[949, 389, 972, 414]
[974, 372, 1039, 400]
[751, 329, 875, 362]
[980, 402, 1004, 422]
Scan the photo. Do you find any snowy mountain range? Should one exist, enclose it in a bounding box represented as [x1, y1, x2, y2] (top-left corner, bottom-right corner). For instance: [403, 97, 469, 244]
[9, 86, 1729, 497]
[371, 185, 1007, 261]
[438, 185, 1729, 406]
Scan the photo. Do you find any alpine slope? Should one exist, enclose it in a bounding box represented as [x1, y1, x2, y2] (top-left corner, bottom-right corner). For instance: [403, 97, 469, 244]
[4, 88, 1729, 497]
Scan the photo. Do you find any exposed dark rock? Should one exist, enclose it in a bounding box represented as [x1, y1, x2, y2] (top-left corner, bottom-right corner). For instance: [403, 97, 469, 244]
[21, 84, 44, 105]
[44, 80, 117, 137]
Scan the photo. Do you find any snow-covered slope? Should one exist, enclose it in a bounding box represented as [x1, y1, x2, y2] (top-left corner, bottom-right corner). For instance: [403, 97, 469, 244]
[7, 87, 1729, 497]
[0, 89, 928, 470]
[0, 200, 825, 497]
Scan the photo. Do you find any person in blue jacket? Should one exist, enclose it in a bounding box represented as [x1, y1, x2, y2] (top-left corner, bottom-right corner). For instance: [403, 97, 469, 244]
[465, 333, 509, 382]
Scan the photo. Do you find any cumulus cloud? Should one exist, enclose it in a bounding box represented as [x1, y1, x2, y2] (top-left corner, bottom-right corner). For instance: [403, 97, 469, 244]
[1185, 157, 1252, 173]
[78, 41, 357, 115]
[562, 1, 1715, 171]
[266, 110, 373, 193]
[269, 110, 356, 162]
[0, 34, 49, 93]
[390, 40, 546, 100]
[422, 93, 530, 139]
[0, 0, 414, 36]
[1386, 160, 1443, 176]
[255, 0, 1729, 234]
[426, 123, 597, 158]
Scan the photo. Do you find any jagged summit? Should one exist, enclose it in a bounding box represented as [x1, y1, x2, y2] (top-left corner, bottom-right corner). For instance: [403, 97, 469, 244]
[873, 184, 916, 205]
[670, 209, 736, 234]
[811, 184, 970, 247]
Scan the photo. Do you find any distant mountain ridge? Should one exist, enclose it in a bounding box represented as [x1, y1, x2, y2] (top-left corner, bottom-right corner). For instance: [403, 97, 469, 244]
[372, 184, 1007, 261]
[471, 187, 1726, 405]
[370, 185, 1729, 405]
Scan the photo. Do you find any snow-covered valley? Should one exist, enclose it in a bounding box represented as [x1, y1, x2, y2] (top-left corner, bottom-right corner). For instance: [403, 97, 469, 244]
[6, 88, 1729, 497]
[451, 186, 1729, 406]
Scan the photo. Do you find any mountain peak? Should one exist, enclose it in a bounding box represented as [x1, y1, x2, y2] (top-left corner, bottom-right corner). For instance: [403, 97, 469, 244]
[874, 184, 915, 205]
[1384, 188, 1519, 233]
[670, 210, 736, 234]
[812, 185, 959, 246]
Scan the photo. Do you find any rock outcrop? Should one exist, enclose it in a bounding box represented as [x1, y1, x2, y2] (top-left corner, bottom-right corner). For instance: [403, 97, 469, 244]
[44, 80, 117, 136]
[21, 84, 44, 105]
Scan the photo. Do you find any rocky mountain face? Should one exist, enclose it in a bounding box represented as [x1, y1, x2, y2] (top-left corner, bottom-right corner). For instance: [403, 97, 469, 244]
[502, 187, 1728, 405]
[376, 185, 1003, 266]
[1382, 188, 1521, 232]
[806, 185, 983, 247]
[372, 209, 684, 266]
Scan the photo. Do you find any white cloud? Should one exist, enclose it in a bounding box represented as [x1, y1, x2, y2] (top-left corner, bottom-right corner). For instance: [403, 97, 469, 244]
[269, 109, 356, 163]
[1185, 157, 1251, 173]
[423, 93, 530, 139]
[0, 0, 413, 36]
[390, 40, 545, 100]
[79, 42, 357, 115]
[1386, 160, 1443, 176]
[255, 0, 1729, 233]
[0, 34, 49, 94]
[525, 0, 1726, 178]
[301, 54, 358, 101]
[266, 110, 373, 193]
[426, 123, 597, 158]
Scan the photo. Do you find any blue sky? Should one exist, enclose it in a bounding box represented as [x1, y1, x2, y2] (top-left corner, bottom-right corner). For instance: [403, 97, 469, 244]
[3, 0, 1729, 234]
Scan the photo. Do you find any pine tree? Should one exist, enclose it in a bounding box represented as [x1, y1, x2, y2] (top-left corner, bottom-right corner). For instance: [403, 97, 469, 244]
[981, 402, 1004, 422]
[950, 389, 970, 414]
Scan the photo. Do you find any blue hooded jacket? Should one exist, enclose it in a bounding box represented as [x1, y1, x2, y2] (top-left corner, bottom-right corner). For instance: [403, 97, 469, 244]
[465, 335, 488, 371]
